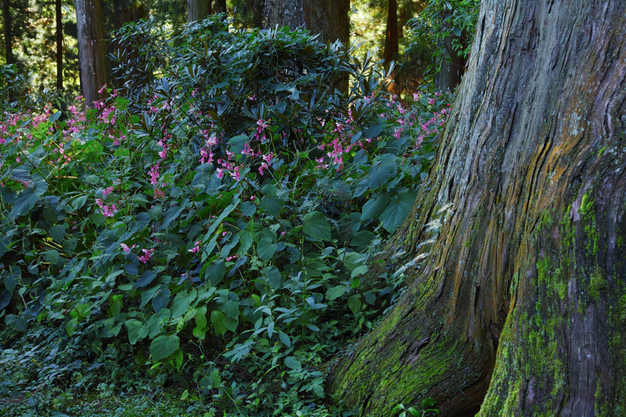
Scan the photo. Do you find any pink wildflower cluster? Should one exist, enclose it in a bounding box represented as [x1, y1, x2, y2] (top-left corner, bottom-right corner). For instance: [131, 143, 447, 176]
[138, 248, 155, 264]
[188, 240, 202, 254]
[120, 243, 137, 254]
[96, 198, 118, 217]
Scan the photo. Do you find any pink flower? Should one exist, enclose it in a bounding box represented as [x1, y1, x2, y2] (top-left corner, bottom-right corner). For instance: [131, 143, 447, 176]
[103, 186, 114, 197]
[98, 84, 107, 94]
[138, 248, 155, 264]
[149, 162, 160, 185]
[120, 243, 130, 253]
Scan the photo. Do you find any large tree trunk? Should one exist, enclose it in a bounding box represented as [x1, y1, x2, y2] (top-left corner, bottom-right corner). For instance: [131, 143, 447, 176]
[264, 0, 349, 45]
[75, 0, 109, 107]
[2, 0, 13, 65]
[327, 1, 626, 416]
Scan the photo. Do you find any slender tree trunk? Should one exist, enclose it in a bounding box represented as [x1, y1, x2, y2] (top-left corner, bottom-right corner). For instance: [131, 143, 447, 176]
[75, 0, 109, 107]
[187, 0, 211, 22]
[2, 0, 13, 65]
[251, 0, 264, 28]
[56, 0, 63, 90]
[214, 0, 226, 13]
[436, 9, 465, 91]
[264, 0, 349, 45]
[383, 0, 398, 64]
[328, 1, 626, 416]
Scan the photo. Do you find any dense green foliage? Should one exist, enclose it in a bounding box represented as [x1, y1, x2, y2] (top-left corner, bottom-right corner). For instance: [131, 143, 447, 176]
[406, 0, 480, 78]
[0, 17, 451, 416]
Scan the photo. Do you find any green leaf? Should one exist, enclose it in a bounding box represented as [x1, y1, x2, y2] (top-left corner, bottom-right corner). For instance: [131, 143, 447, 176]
[204, 261, 225, 286]
[150, 334, 180, 361]
[367, 154, 397, 190]
[62, 238, 78, 256]
[351, 264, 369, 279]
[351, 230, 376, 249]
[211, 310, 227, 335]
[152, 288, 170, 313]
[347, 294, 362, 314]
[135, 270, 157, 288]
[379, 189, 417, 233]
[279, 330, 291, 347]
[257, 237, 277, 261]
[361, 191, 389, 220]
[220, 300, 239, 318]
[43, 249, 59, 265]
[302, 211, 331, 241]
[284, 356, 302, 371]
[85, 175, 100, 184]
[210, 369, 221, 388]
[125, 319, 148, 345]
[10, 181, 48, 220]
[49, 225, 66, 243]
[326, 285, 347, 301]
[260, 195, 284, 218]
[171, 291, 191, 319]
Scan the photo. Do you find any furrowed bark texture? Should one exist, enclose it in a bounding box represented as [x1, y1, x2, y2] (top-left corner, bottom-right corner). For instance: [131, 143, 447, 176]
[264, 0, 348, 45]
[75, 0, 109, 107]
[187, 0, 210, 23]
[327, 1, 626, 416]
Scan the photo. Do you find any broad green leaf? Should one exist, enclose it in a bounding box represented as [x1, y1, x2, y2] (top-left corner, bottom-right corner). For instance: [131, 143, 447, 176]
[49, 224, 65, 243]
[351, 265, 369, 279]
[150, 334, 180, 361]
[260, 195, 284, 218]
[220, 300, 239, 318]
[350, 230, 376, 249]
[211, 310, 227, 335]
[326, 285, 347, 301]
[284, 356, 302, 371]
[348, 294, 362, 314]
[223, 316, 238, 332]
[379, 189, 417, 233]
[171, 291, 191, 319]
[135, 270, 157, 288]
[152, 288, 170, 313]
[361, 191, 389, 220]
[204, 261, 225, 286]
[125, 319, 148, 344]
[367, 154, 397, 190]
[302, 211, 331, 241]
[62, 238, 78, 256]
[10, 181, 48, 220]
[43, 249, 59, 264]
[257, 237, 277, 261]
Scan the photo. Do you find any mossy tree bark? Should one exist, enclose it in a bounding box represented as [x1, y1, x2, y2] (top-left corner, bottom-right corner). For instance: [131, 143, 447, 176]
[328, 1, 626, 416]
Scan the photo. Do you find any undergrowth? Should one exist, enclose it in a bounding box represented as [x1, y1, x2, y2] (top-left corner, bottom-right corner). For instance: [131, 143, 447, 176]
[0, 16, 451, 416]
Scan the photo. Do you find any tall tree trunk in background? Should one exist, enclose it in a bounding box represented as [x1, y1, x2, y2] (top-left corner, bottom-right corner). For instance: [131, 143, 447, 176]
[328, 1, 626, 416]
[214, 0, 227, 14]
[264, 0, 349, 45]
[251, 0, 264, 27]
[2, 0, 13, 65]
[383, 0, 398, 65]
[56, 0, 63, 90]
[383, 0, 399, 93]
[75, 0, 108, 107]
[436, 9, 465, 91]
[187, 0, 211, 23]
